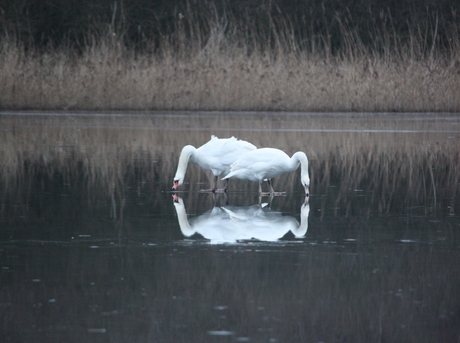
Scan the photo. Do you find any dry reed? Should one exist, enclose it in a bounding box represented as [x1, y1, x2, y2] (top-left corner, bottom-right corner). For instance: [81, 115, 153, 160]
[1, 15, 460, 112]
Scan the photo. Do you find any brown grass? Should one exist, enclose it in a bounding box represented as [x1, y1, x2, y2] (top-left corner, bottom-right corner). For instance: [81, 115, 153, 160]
[1, 20, 460, 112]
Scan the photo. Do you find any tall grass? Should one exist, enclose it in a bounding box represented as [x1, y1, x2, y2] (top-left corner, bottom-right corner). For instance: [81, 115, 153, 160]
[1, 6, 460, 112]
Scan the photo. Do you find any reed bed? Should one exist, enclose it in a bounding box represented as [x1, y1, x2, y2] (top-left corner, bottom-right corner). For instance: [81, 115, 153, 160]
[1, 9, 460, 112]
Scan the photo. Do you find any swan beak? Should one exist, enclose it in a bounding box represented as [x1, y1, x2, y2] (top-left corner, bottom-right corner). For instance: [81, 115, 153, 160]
[172, 194, 179, 203]
[172, 180, 179, 190]
[304, 186, 310, 197]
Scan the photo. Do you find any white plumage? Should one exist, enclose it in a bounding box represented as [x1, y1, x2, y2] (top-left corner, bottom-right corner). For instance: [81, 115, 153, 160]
[222, 148, 310, 196]
[172, 135, 257, 192]
[173, 196, 310, 243]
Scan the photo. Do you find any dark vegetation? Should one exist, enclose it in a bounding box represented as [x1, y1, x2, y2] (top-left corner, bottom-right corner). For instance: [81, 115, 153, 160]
[2, 1, 459, 111]
[1, 0, 459, 55]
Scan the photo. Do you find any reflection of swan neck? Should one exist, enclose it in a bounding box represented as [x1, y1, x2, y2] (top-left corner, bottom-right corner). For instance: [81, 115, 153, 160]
[174, 145, 195, 183]
[291, 203, 310, 237]
[173, 198, 195, 236]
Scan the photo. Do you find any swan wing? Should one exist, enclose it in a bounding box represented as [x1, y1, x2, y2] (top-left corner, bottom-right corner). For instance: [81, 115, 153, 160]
[198, 136, 255, 156]
[225, 148, 291, 180]
[196, 136, 257, 175]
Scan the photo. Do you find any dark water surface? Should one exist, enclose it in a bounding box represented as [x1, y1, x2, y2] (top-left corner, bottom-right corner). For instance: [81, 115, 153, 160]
[1, 112, 460, 342]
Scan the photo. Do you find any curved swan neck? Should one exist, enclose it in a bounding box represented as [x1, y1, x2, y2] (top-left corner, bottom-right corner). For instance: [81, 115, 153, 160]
[174, 145, 196, 182]
[291, 152, 309, 172]
[173, 198, 196, 236]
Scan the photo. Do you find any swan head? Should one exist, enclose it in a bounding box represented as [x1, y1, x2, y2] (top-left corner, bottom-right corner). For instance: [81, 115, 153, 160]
[172, 175, 185, 190]
[172, 178, 182, 190]
[301, 174, 310, 197]
[293, 151, 310, 196]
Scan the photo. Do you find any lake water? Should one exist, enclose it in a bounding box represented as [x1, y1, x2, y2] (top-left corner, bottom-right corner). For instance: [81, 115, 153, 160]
[1, 112, 460, 342]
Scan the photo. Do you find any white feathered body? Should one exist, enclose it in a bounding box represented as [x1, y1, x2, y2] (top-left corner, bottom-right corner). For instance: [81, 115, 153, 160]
[173, 135, 257, 186]
[223, 148, 306, 180]
[189, 135, 256, 176]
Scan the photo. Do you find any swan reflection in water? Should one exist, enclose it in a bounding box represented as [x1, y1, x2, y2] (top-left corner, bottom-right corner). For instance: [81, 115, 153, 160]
[173, 195, 310, 243]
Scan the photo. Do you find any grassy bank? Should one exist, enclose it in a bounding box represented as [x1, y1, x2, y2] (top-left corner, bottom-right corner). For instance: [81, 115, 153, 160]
[2, 36, 460, 112]
[1, 1, 460, 112]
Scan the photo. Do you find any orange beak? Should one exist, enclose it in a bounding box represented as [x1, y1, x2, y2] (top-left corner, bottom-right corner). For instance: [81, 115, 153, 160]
[172, 180, 179, 190]
[172, 194, 179, 203]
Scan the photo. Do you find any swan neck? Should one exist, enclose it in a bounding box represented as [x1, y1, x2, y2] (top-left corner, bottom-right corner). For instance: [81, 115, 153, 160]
[174, 145, 195, 181]
[173, 200, 195, 236]
[292, 152, 308, 172]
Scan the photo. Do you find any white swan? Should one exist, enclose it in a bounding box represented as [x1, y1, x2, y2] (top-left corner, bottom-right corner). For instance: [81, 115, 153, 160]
[221, 148, 310, 196]
[173, 196, 310, 243]
[172, 135, 257, 192]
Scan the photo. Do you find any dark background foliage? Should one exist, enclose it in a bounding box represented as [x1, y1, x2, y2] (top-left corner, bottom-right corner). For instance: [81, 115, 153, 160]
[0, 0, 459, 53]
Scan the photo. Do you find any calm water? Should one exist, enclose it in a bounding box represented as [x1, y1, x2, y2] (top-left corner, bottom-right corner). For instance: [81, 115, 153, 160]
[1, 112, 460, 342]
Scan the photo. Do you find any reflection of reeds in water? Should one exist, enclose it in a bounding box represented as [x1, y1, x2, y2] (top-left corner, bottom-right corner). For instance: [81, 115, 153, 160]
[317, 139, 460, 217]
[2, 114, 458, 343]
[1, 114, 459, 218]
